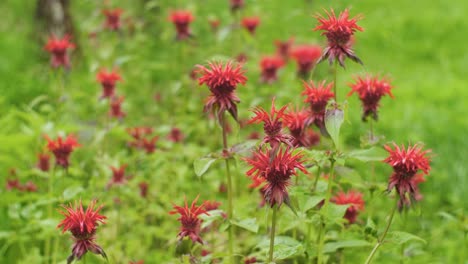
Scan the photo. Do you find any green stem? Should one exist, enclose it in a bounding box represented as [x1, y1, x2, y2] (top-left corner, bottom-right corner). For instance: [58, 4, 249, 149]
[221, 113, 234, 264]
[369, 118, 374, 141]
[268, 205, 278, 263]
[45, 166, 56, 263]
[364, 197, 398, 264]
[312, 166, 321, 191]
[333, 60, 338, 101]
[317, 160, 335, 264]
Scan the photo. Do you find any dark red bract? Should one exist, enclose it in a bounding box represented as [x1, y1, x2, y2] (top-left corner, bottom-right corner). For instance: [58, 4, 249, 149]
[230, 0, 245, 12]
[169, 10, 194, 40]
[169, 196, 208, 244]
[44, 35, 75, 69]
[46, 134, 80, 168]
[96, 69, 122, 99]
[260, 55, 285, 84]
[103, 8, 124, 31]
[331, 191, 365, 224]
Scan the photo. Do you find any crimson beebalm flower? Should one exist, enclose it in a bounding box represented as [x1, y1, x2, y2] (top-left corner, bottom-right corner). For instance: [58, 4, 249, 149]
[384, 143, 431, 210]
[301, 80, 335, 130]
[169, 196, 209, 244]
[58, 200, 107, 263]
[208, 18, 220, 32]
[6, 179, 21, 191]
[169, 10, 194, 40]
[244, 147, 307, 207]
[230, 0, 244, 12]
[167, 127, 184, 143]
[96, 69, 122, 99]
[197, 61, 247, 122]
[108, 164, 129, 188]
[244, 256, 257, 264]
[284, 108, 320, 148]
[138, 181, 149, 198]
[37, 152, 50, 172]
[314, 8, 363, 67]
[274, 38, 294, 61]
[248, 98, 294, 149]
[103, 8, 124, 31]
[260, 55, 285, 84]
[241, 17, 260, 35]
[290, 44, 322, 78]
[348, 75, 394, 121]
[126, 127, 158, 153]
[331, 191, 365, 224]
[44, 35, 75, 69]
[46, 135, 80, 168]
[141, 136, 159, 154]
[109, 95, 126, 119]
[203, 200, 222, 211]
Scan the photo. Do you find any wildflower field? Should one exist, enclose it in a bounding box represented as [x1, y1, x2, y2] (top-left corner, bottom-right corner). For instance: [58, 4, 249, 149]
[1, 0, 467, 263]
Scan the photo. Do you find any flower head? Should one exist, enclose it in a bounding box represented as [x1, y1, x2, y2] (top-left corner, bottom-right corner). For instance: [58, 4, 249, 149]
[169, 196, 208, 244]
[37, 152, 51, 172]
[301, 80, 335, 129]
[109, 95, 126, 119]
[284, 108, 320, 148]
[108, 164, 129, 187]
[141, 136, 159, 154]
[197, 61, 247, 122]
[384, 143, 431, 210]
[208, 18, 220, 32]
[331, 191, 365, 223]
[203, 200, 222, 211]
[169, 10, 194, 40]
[167, 127, 184, 143]
[44, 35, 75, 69]
[96, 69, 122, 99]
[138, 181, 149, 198]
[241, 17, 260, 35]
[46, 134, 80, 168]
[348, 75, 394, 121]
[290, 44, 322, 77]
[274, 38, 294, 61]
[230, 0, 245, 12]
[244, 147, 307, 207]
[260, 55, 285, 84]
[103, 8, 124, 31]
[314, 9, 363, 67]
[58, 200, 107, 262]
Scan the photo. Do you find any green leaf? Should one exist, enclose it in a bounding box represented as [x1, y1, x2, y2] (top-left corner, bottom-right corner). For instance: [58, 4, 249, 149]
[324, 240, 372, 253]
[230, 140, 257, 156]
[256, 236, 304, 260]
[385, 231, 427, 245]
[62, 186, 84, 201]
[200, 210, 225, 229]
[231, 218, 259, 233]
[303, 195, 325, 212]
[347, 147, 387, 162]
[322, 203, 348, 224]
[325, 107, 344, 150]
[193, 157, 217, 177]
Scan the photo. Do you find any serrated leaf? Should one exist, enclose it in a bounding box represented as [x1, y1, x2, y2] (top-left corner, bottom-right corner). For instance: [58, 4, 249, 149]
[256, 236, 304, 260]
[230, 140, 257, 156]
[347, 147, 387, 162]
[193, 157, 217, 177]
[200, 210, 225, 229]
[325, 107, 344, 150]
[303, 196, 325, 212]
[324, 240, 372, 253]
[231, 218, 259, 233]
[385, 231, 426, 245]
[322, 203, 348, 224]
[62, 186, 84, 201]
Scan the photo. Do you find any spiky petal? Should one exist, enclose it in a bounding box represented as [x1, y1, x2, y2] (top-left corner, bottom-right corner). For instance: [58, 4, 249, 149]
[169, 10, 194, 40]
[284, 108, 320, 148]
[260, 55, 285, 84]
[96, 69, 122, 99]
[45, 134, 80, 168]
[301, 80, 335, 130]
[241, 17, 260, 35]
[169, 196, 208, 244]
[331, 191, 365, 223]
[289, 44, 322, 78]
[44, 35, 75, 69]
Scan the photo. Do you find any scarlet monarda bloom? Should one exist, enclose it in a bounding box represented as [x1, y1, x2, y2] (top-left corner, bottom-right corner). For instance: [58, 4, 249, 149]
[58, 200, 107, 263]
[230, 0, 244, 12]
[284, 108, 320, 148]
[331, 191, 365, 224]
[169, 10, 194, 40]
[348, 75, 394, 121]
[244, 147, 307, 207]
[141, 136, 159, 154]
[138, 181, 149, 198]
[169, 196, 208, 244]
[103, 8, 124, 31]
[109, 95, 126, 119]
[274, 38, 294, 61]
[260, 55, 285, 84]
[241, 17, 260, 35]
[167, 127, 184, 143]
[197, 61, 247, 122]
[290, 44, 322, 77]
[208, 18, 220, 32]
[108, 164, 129, 187]
[203, 200, 222, 211]
[126, 127, 158, 154]
[46, 134, 80, 168]
[301, 80, 335, 129]
[37, 152, 50, 172]
[384, 143, 431, 210]
[96, 69, 122, 99]
[44, 35, 75, 69]
[248, 98, 293, 149]
[314, 9, 363, 67]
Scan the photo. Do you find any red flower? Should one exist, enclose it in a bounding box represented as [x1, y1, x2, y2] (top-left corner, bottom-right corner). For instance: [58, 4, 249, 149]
[96, 69, 122, 99]
[6, 179, 21, 191]
[348, 75, 394, 121]
[141, 136, 159, 154]
[23, 181, 38, 192]
[169, 196, 208, 244]
[203, 200, 222, 211]
[236, 53, 248, 63]
[127, 127, 153, 142]
[230, 0, 245, 12]
[46, 134, 80, 168]
[208, 18, 220, 32]
[126, 127, 158, 154]
[384, 143, 431, 210]
[138, 181, 149, 198]
[44, 35, 75, 69]
[169, 10, 194, 40]
[331, 191, 365, 224]
[197, 61, 247, 122]
[248, 98, 293, 149]
[103, 8, 124, 31]
[167, 127, 184, 143]
[108, 164, 128, 188]
[58, 200, 107, 262]
[290, 44, 322, 77]
[314, 9, 363, 67]
[109, 95, 126, 119]
[37, 152, 51, 172]
[260, 55, 285, 84]
[274, 38, 294, 61]
[244, 256, 257, 264]
[241, 17, 260, 35]
[284, 108, 320, 148]
[244, 147, 307, 207]
[301, 80, 335, 129]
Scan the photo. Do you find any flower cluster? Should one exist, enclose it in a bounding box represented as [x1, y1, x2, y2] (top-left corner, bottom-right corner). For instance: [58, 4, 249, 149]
[103, 8, 124, 31]
[45, 134, 80, 168]
[44, 35, 75, 69]
[241, 17, 260, 35]
[259, 55, 285, 84]
[301, 80, 335, 130]
[169, 10, 194, 40]
[169, 196, 209, 244]
[96, 69, 122, 99]
[107, 164, 130, 188]
[284, 108, 320, 148]
[5, 179, 38, 192]
[127, 127, 159, 154]
[331, 191, 365, 224]
[290, 44, 322, 77]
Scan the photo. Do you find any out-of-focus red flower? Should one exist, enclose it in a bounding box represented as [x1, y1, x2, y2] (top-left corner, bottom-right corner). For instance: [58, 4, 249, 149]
[241, 17, 260, 35]
[138, 182, 149, 198]
[301, 80, 335, 130]
[259, 55, 285, 84]
[236, 53, 248, 63]
[126, 127, 158, 154]
[203, 200, 222, 211]
[23, 181, 38, 192]
[167, 127, 184, 143]
[247, 131, 261, 140]
[169, 10, 194, 40]
[197, 61, 247, 122]
[244, 256, 257, 264]
[103, 8, 124, 31]
[284, 108, 320, 148]
[314, 9, 363, 67]
[129, 261, 144, 264]
[411, 173, 426, 201]
[248, 98, 293, 149]
[109, 95, 126, 119]
[332, 191, 365, 223]
[348, 75, 394, 121]
[244, 147, 307, 207]
[44, 35, 75, 69]
[141, 136, 158, 154]
[46, 134, 80, 169]
[274, 38, 294, 61]
[37, 152, 51, 172]
[208, 18, 221, 32]
[58, 200, 107, 262]
[384, 143, 431, 210]
[230, 0, 244, 12]
[169, 195, 209, 244]
[96, 69, 122, 99]
[219, 182, 227, 193]
[6, 179, 21, 191]
[290, 44, 322, 78]
[108, 164, 128, 187]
